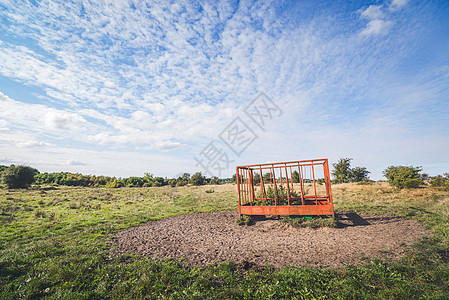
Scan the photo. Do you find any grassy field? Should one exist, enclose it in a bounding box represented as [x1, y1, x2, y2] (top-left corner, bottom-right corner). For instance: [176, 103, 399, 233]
[0, 182, 448, 299]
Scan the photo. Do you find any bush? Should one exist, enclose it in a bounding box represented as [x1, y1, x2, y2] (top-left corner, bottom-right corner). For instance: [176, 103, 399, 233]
[1, 165, 38, 188]
[429, 175, 449, 189]
[189, 172, 205, 186]
[383, 165, 423, 189]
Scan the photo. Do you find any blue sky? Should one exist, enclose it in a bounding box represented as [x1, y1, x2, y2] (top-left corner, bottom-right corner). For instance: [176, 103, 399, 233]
[0, 0, 448, 179]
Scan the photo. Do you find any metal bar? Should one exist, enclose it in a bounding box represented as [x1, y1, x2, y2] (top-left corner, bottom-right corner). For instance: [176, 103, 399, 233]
[298, 163, 305, 205]
[324, 159, 335, 218]
[285, 164, 291, 205]
[311, 161, 318, 204]
[249, 169, 254, 206]
[259, 166, 265, 206]
[271, 165, 278, 206]
[236, 167, 241, 217]
[289, 166, 294, 191]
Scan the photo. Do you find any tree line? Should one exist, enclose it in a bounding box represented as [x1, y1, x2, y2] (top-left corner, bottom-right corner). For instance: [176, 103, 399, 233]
[0, 165, 228, 189]
[1, 160, 448, 190]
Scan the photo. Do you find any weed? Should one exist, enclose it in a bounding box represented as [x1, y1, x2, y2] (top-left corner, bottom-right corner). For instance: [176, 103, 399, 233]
[283, 216, 337, 228]
[235, 215, 252, 226]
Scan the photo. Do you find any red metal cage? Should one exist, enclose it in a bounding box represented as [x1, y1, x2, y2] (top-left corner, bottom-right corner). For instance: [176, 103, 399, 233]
[236, 159, 334, 217]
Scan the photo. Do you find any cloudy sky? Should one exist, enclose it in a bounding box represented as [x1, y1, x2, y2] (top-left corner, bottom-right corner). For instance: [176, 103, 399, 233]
[0, 0, 448, 179]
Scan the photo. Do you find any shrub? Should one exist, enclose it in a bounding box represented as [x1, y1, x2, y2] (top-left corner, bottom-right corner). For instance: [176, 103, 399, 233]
[1, 165, 38, 189]
[383, 165, 423, 189]
[209, 176, 220, 185]
[189, 172, 205, 186]
[429, 175, 449, 189]
[235, 215, 252, 226]
[350, 167, 370, 182]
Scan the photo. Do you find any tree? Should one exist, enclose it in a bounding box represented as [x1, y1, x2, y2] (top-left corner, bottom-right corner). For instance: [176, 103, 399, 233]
[252, 173, 260, 185]
[291, 170, 299, 183]
[231, 174, 243, 184]
[383, 165, 423, 189]
[209, 176, 220, 185]
[263, 172, 272, 184]
[349, 167, 370, 182]
[332, 158, 370, 183]
[189, 172, 205, 186]
[1, 165, 38, 188]
[332, 158, 353, 183]
[429, 175, 449, 188]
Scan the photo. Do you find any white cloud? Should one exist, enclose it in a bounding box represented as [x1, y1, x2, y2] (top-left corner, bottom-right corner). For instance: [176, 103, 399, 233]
[0, 119, 8, 131]
[44, 111, 86, 130]
[361, 5, 385, 20]
[16, 140, 51, 148]
[361, 19, 394, 36]
[67, 159, 87, 166]
[389, 0, 409, 11]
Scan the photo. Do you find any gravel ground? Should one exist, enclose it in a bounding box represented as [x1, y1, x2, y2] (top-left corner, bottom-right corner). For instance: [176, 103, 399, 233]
[112, 211, 432, 268]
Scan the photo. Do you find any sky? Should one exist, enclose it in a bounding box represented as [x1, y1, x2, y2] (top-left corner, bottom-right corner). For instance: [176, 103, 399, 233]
[0, 0, 448, 180]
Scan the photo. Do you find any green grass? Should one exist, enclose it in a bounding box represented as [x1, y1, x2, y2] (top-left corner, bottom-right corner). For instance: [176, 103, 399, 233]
[1, 183, 448, 299]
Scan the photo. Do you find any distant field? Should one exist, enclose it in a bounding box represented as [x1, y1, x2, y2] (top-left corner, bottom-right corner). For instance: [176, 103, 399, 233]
[1, 182, 448, 299]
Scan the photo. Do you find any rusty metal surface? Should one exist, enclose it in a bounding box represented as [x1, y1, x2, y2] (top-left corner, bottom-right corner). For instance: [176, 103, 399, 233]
[236, 159, 334, 217]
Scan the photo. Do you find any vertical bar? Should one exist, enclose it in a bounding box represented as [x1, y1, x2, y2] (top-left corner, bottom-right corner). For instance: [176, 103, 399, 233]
[271, 165, 278, 206]
[311, 161, 318, 204]
[259, 166, 265, 206]
[324, 159, 335, 218]
[247, 169, 250, 205]
[285, 164, 291, 205]
[248, 168, 254, 206]
[298, 163, 305, 205]
[236, 167, 241, 217]
[289, 166, 294, 191]
[242, 168, 247, 205]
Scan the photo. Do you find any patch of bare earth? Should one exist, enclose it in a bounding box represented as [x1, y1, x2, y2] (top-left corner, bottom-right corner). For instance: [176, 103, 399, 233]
[113, 211, 432, 268]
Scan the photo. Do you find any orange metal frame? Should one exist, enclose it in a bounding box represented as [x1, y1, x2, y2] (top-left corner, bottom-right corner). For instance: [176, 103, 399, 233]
[236, 159, 334, 217]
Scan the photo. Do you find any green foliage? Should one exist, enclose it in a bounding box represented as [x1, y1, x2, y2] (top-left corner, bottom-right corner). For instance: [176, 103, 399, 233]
[332, 158, 352, 183]
[262, 172, 272, 183]
[209, 176, 220, 185]
[350, 167, 370, 182]
[168, 179, 177, 187]
[1, 165, 38, 189]
[189, 172, 206, 186]
[255, 185, 301, 206]
[332, 158, 370, 183]
[31, 170, 221, 189]
[231, 174, 243, 184]
[176, 173, 190, 186]
[383, 165, 423, 189]
[235, 215, 252, 226]
[283, 216, 337, 228]
[252, 173, 260, 185]
[429, 174, 449, 189]
[291, 170, 299, 183]
[231, 174, 237, 183]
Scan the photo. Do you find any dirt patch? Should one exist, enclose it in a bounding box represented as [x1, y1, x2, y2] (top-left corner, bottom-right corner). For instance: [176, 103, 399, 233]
[112, 211, 432, 268]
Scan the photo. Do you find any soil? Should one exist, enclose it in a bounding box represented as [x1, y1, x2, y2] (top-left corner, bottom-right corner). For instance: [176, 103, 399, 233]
[112, 211, 432, 269]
